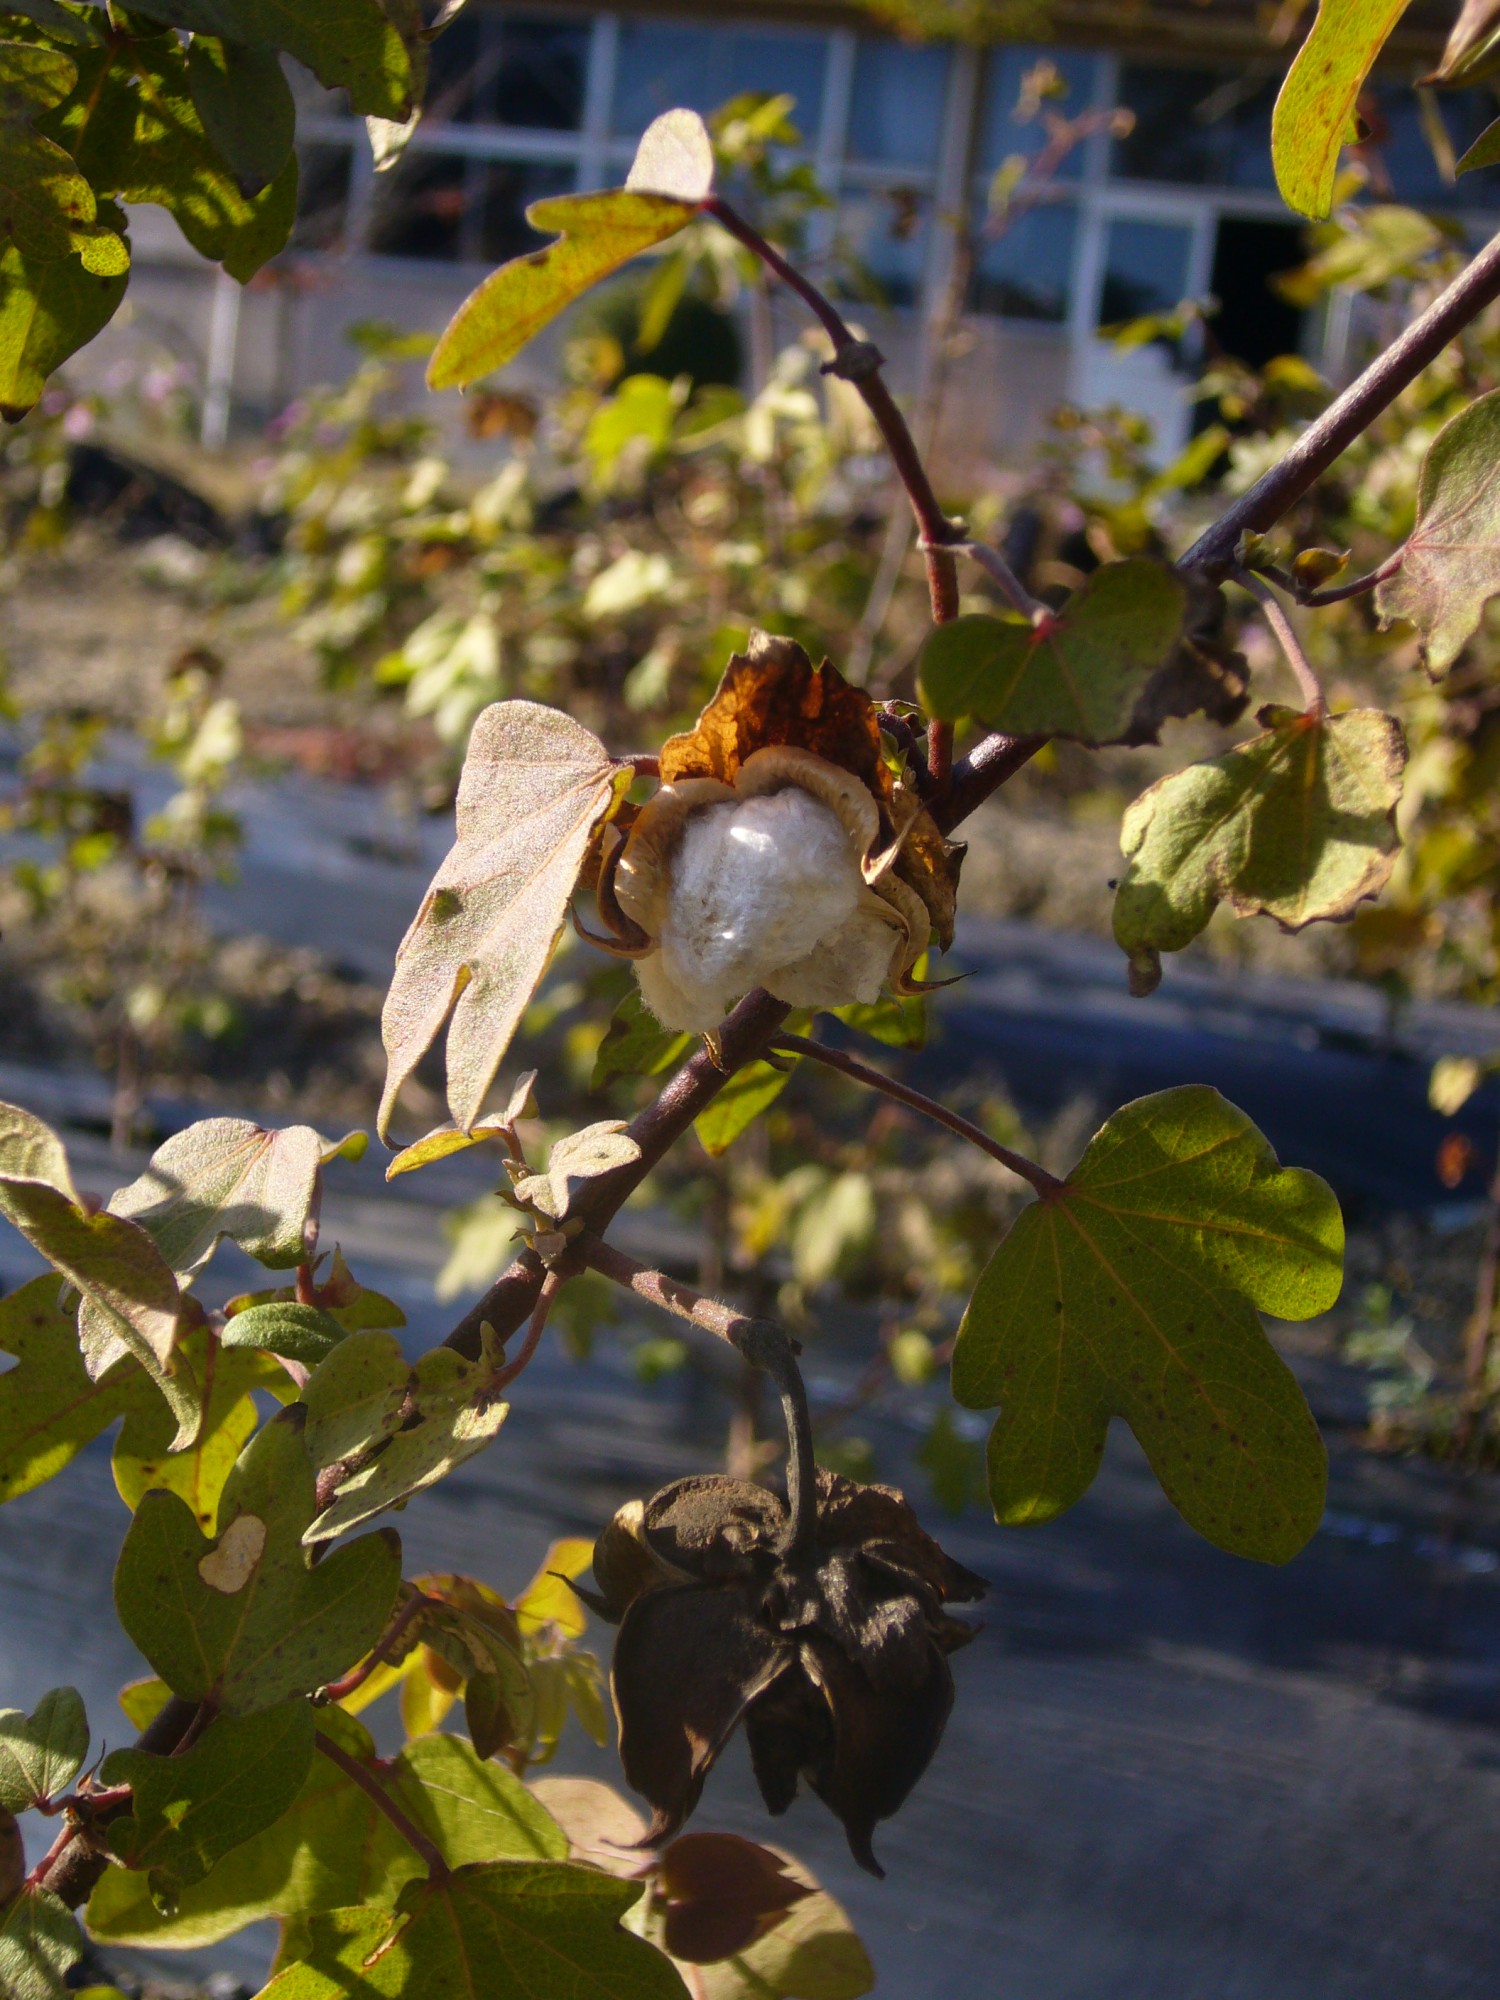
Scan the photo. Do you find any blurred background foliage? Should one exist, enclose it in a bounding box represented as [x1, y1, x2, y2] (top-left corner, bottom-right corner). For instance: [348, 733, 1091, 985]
[4, 79, 1500, 1499]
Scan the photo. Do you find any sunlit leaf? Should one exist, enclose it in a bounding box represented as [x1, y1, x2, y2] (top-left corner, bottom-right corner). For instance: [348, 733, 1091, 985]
[1112, 705, 1406, 996]
[303, 1334, 508, 1541]
[519, 1121, 642, 1220]
[0, 1102, 192, 1444]
[255, 1864, 686, 2000]
[1375, 389, 1500, 673]
[625, 106, 715, 202]
[429, 189, 701, 391]
[917, 560, 1186, 744]
[101, 1117, 327, 1280]
[1430, 1054, 1484, 1115]
[0, 1276, 149, 1503]
[385, 1113, 516, 1179]
[0, 1885, 79, 2000]
[63, 33, 297, 281]
[694, 1059, 796, 1157]
[121, 0, 415, 120]
[515, 1536, 594, 1640]
[112, 1333, 290, 1530]
[951, 1086, 1342, 1563]
[0, 43, 125, 269]
[1271, 0, 1411, 218]
[87, 1715, 564, 1948]
[114, 1406, 401, 1713]
[1457, 114, 1500, 172]
[101, 1699, 314, 1890]
[0, 220, 129, 423]
[380, 702, 627, 1138]
[0, 1687, 87, 1812]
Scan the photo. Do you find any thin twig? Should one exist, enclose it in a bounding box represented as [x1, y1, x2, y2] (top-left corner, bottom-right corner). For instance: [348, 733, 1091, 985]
[581, 1234, 815, 1557]
[704, 195, 962, 635]
[1246, 550, 1403, 607]
[947, 538, 1049, 619]
[770, 1032, 1062, 1197]
[313, 1728, 448, 1880]
[1182, 223, 1500, 573]
[317, 1588, 439, 1706]
[489, 1266, 564, 1392]
[1234, 569, 1326, 713]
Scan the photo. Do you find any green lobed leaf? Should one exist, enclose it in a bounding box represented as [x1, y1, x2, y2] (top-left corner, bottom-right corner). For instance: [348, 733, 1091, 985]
[428, 189, 702, 392]
[379, 702, 627, 1140]
[0, 1885, 80, 2000]
[917, 560, 1186, 744]
[0, 1687, 87, 1812]
[0, 42, 125, 270]
[305, 1340, 508, 1542]
[1271, 0, 1411, 218]
[951, 1085, 1342, 1564]
[62, 33, 297, 282]
[101, 1117, 327, 1281]
[86, 1713, 565, 1948]
[694, 1058, 796, 1157]
[112, 1333, 290, 1530]
[593, 988, 694, 1089]
[0, 215, 129, 423]
[121, 0, 415, 120]
[1375, 388, 1500, 674]
[183, 35, 295, 198]
[0, 1276, 147, 1503]
[255, 1863, 687, 2000]
[219, 1300, 347, 1369]
[101, 1698, 314, 1891]
[1112, 704, 1407, 996]
[0, 1102, 194, 1445]
[114, 1405, 401, 1713]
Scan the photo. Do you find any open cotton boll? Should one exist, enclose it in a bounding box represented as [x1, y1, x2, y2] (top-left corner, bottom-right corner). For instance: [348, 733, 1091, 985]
[638, 787, 863, 1031]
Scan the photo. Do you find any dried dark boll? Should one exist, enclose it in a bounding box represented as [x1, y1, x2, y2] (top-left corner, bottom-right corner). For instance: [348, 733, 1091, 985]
[591, 1468, 985, 1875]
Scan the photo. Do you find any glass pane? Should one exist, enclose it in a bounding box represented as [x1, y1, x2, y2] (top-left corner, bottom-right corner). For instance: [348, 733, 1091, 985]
[425, 13, 588, 131]
[846, 38, 948, 168]
[291, 143, 351, 252]
[970, 201, 1076, 321]
[613, 24, 827, 144]
[1113, 65, 1277, 190]
[834, 189, 932, 308]
[480, 160, 575, 262]
[367, 153, 573, 261]
[1097, 217, 1192, 324]
[977, 46, 1097, 181]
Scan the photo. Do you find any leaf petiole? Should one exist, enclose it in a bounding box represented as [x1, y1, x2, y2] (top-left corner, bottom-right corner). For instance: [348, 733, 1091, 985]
[1234, 569, 1326, 714]
[312, 1727, 448, 1882]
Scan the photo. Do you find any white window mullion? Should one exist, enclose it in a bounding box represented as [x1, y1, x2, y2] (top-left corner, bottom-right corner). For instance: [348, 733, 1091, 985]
[580, 11, 620, 186]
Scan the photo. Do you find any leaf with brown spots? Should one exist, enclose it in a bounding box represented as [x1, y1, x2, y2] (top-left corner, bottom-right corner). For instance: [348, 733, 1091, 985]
[951, 1086, 1341, 1564]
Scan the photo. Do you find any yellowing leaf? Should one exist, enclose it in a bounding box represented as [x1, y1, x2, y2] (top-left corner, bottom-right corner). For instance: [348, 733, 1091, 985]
[515, 1537, 594, 1639]
[379, 702, 626, 1139]
[255, 1865, 686, 2000]
[917, 560, 1186, 745]
[429, 189, 700, 391]
[1112, 705, 1406, 996]
[112, 1333, 287, 1531]
[951, 1086, 1342, 1564]
[0, 1277, 151, 1503]
[1375, 389, 1500, 673]
[1272, 0, 1413, 218]
[694, 1059, 796, 1157]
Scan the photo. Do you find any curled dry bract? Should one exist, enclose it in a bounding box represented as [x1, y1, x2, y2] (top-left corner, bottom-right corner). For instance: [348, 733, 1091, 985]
[613, 634, 961, 1033]
[594, 1469, 985, 1875]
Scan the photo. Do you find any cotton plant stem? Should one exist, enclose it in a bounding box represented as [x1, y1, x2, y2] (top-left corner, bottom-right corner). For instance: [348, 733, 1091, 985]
[581, 1234, 815, 1557]
[770, 1033, 1062, 1196]
[1234, 570, 1326, 712]
[38, 1694, 198, 1905]
[948, 538, 1049, 619]
[313, 1728, 448, 1881]
[1182, 223, 1500, 574]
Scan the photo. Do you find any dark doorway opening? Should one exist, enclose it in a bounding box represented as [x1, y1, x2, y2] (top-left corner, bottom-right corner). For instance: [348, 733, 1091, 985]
[1208, 217, 1306, 367]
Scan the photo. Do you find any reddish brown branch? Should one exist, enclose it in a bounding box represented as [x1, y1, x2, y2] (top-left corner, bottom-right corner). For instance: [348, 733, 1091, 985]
[314, 1728, 448, 1880]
